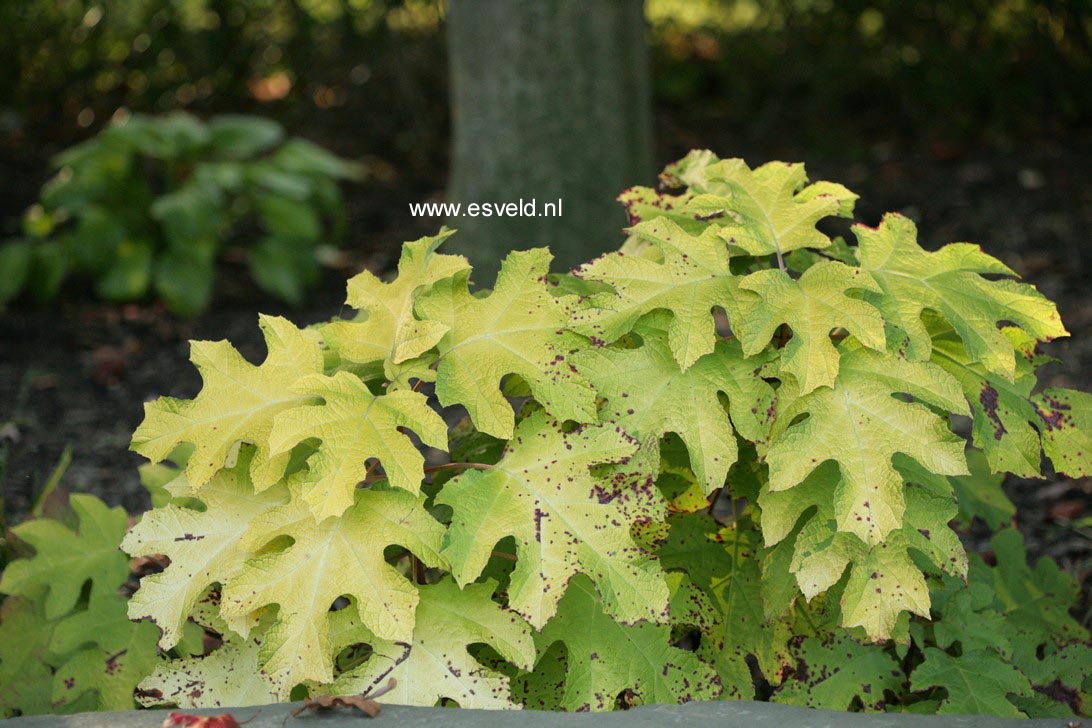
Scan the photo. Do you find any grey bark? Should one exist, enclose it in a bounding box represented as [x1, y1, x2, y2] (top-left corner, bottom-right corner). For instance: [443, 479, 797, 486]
[445, 0, 653, 284]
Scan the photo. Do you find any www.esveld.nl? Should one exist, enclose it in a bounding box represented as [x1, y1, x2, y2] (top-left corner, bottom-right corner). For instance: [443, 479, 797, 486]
[409, 198, 563, 217]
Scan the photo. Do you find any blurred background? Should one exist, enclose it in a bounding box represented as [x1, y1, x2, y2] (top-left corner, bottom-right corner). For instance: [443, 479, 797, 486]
[0, 0, 1089, 570]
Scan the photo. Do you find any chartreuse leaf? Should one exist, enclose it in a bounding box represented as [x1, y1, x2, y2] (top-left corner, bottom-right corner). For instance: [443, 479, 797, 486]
[329, 579, 534, 709]
[527, 575, 721, 710]
[666, 151, 858, 258]
[569, 218, 740, 370]
[415, 248, 597, 439]
[437, 410, 668, 629]
[759, 460, 965, 641]
[773, 635, 902, 711]
[321, 230, 469, 369]
[136, 637, 277, 709]
[929, 318, 1092, 478]
[734, 261, 885, 393]
[0, 494, 130, 619]
[911, 647, 1032, 716]
[219, 484, 446, 695]
[857, 213, 1066, 381]
[122, 449, 290, 649]
[131, 315, 324, 492]
[268, 371, 447, 520]
[574, 312, 775, 493]
[766, 343, 968, 546]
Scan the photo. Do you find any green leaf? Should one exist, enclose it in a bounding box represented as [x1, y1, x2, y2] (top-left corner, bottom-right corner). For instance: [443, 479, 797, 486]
[273, 138, 364, 180]
[528, 575, 721, 710]
[94, 238, 153, 301]
[0, 597, 62, 717]
[151, 183, 224, 252]
[254, 192, 321, 241]
[659, 514, 793, 696]
[0, 495, 129, 620]
[773, 635, 902, 711]
[570, 219, 741, 371]
[975, 529, 1087, 645]
[734, 261, 885, 393]
[220, 485, 446, 694]
[574, 312, 775, 493]
[132, 315, 325, 493]
[329, 579, 534, 709]
[27, 240, 68, 301]
[857, 213, 1066, 382]
[248, 235, 319, 306]
[268, 371, 447, 520]
[416, 248, 598, 439]
[948, 449, 1014, 529]
[207, 115, 284, 159]
[153, 253, 215, 317]
[50, 601, 160, 712]
[437, 410, 668, 628]
[0, 240, 33, 303]
[911, 647, 1032, 717]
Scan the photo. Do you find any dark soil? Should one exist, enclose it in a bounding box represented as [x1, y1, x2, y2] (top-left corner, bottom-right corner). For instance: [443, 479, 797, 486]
[0, 122, 1088, 612]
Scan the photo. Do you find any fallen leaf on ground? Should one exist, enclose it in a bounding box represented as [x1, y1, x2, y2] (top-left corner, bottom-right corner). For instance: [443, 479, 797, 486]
[290, 678, 397, 720]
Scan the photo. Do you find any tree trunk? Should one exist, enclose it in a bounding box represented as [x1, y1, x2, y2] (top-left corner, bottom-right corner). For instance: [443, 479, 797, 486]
[445, 0, 653, 284]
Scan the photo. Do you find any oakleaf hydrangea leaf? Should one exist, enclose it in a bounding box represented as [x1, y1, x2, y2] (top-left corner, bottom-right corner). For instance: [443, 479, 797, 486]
[574, 312, 775, 493]
[658, 514, 792, 696]
[947, 449, 1014, 530]
[0, 494, 130, 619]
[268, 371, 447, 520]
[857, 213, 1066, 382]
[759, 461, 963, 640]
[773, 635, 902, 711]
[0, 596, 63, 717]
[616, 185, 702, 232]
[220, 485, 446, 693]
[136, 637, 278, 709]
[437, 410, 668, 628]
[734, 261, 885, 393]
[911, 647, 1032, 717]
[930, 320, 1092, 478]
[570, 219, 741, 370]
[329, 579, 534, 709]
[122, 449, 290, 649]
[131, 315, 324, 491]
[415, 248, 597, 438]
[766, 345, 968, 545]
[667, 152, 858, 258]
[50, 612, 160, 712]
[529, 575, 721, 711]
[321, 230, 469, 366]
[974, 529, 1087, 645]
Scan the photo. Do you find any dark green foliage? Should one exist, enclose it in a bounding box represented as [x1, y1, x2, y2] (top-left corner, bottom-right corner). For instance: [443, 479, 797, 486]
[0, 112, 361, 314]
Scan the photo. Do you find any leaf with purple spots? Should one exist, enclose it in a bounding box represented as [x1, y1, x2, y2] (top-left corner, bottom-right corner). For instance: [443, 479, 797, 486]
[527, 575, 721, 711]
[858, 213, 1066, 382]
[416, 247, 597, 439]
[327, 579, 534, 709]
[437, 410, 668, 628]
